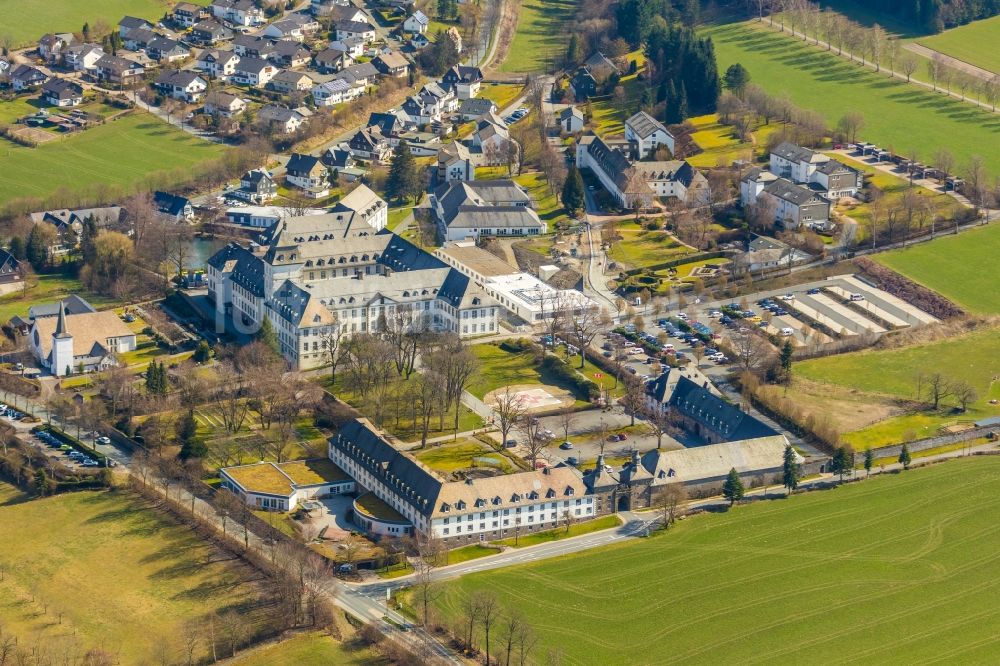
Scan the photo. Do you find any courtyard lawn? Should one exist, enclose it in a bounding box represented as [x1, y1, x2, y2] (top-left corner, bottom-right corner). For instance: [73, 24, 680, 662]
[587, 49, 648, 137]
[386, 205, 412, 231]
[0, 0, 210, 46]
[703, 21, 1000, 177]
[0, 486, 272, 664]
[875, 222, 1000, 314]
[831, 154, 963, 240]
[0, 112, 228, 202]
[916, 15, 1000, 75]
[413, 438, 517, 475]
[468, 343, 592, 403]
[230, 633, 378, 666]
[476, 83, 524, 111]
[499, 0, 577, 73]
[434, 457, 1000, 664]
[795, 325, 1000, 446]
[606, 221, 695, 270]
[0, 273, 121, 324]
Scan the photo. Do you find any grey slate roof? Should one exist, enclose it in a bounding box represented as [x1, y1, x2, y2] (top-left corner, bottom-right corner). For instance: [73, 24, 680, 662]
[28, 294, 95, 320]
[625, 110, 670, 139]
[771, 141, 816, 163]
[670, 375, 778, 441]
[763, 178, 822, 206]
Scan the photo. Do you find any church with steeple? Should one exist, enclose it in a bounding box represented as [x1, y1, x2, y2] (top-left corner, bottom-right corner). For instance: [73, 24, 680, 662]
[29, 301, 137, 376]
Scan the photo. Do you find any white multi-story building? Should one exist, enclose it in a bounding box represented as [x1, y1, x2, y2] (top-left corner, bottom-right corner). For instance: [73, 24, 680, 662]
[207, 186, 499, 369]
[329, 419, 594, 545]
[625, 111, 674, 158]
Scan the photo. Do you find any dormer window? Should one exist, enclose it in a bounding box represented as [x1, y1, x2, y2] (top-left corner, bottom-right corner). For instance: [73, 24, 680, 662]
[492, 496, 502, 505]
[456, 500, 466, 510]
[546, 488, 556, 498]
[564, 487, 575, 496]
[474, 498, 486, 508]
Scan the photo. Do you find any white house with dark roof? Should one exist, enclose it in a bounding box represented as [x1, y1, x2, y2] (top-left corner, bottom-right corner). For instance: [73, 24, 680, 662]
[268, 69, 314, 94]
[559, 106, 585, 133]
[118, 16, 153, 37]
[146, 37, 190, 63]
[403, 10, 430, 34]
[211, 0, 265, 26]
[38, 33, 75, 63]
[154, 70, 207, 102]
[30, 304, 136, 377]
[173, 2, 208, 27]
[441, 65, 483, 99]
[431, 180, 545, 242]
[203, 90, 247, 117]
[285, 152, 328, 194]
[236, 168, 277, 204]
[625, 110, 674, 158]
[191, 19, 232, 45]
[63, 43, 104, 71]
[10, 64, 48, 91]
[313, 78, 361, 106]
[437, 142, 474, 182]
[759, 178, 830, 229]
[334, 19, 377, 43]
[232, 56, 277, 86]
[41, 79, 84, 107]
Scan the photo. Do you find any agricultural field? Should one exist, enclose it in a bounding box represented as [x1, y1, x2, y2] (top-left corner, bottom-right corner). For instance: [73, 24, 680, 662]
[0, 485, 273, 664]
[499, 0, 577, 73]
[230, 633, 379, 666]
[875, 222, 1000, 315]
[0, 112, 228, 202]
[703, 21, 1000, 177]
[916, 15, 1000, 75]
[831, 155, 965, 240]
[0, 0, 209, 46]
[795, 325, 1000, 446]
[434, 457, 1000, 664]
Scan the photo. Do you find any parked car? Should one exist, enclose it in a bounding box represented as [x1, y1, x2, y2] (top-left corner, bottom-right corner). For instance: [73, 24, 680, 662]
[559, 441, 573, 450]
[780, 293, 795, 301]
[850, 293, 865, 302]
[566, 456, 579, 466]
[807, 288, 821, 295]
[96, 436, 111, 445]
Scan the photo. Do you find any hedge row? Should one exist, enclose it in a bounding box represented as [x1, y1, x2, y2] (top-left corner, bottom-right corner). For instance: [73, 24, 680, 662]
[540, 355, 599, 401]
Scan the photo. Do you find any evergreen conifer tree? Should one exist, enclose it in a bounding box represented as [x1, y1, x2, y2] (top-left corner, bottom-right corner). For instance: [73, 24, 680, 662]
[723, 468, 745, 506]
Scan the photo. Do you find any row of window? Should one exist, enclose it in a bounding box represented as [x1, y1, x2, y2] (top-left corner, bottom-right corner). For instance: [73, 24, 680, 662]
[441, 507, 589, 536]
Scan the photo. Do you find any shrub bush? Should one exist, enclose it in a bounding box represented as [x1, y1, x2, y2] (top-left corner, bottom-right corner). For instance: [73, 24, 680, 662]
[540, 355, 599, 400]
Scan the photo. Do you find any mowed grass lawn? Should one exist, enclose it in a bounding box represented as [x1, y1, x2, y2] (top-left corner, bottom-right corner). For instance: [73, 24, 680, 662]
[687, 113, 781, 168]
[0, 0, 208, 46]
[0, 486, 271, 663]
[796, 325, 1000, 445]
[0, 112, 228, 202]
[499, 0, 576, 73]
[477, 83, 524, 111]
[703, 21, 1000, 177]
[435, 457, 1000, 664]
[607, 221, 694, 269]
[230, 633, 379, 665]
[0, 273, 121, 323]
[875, 222, 1000, 314]
[468, 343, 595, 403]
[917, 15, 1000, 75]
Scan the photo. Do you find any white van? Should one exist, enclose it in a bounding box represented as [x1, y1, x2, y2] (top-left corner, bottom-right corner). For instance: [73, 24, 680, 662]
[780, 327, 794, 336]
[849, 293, 865, 302]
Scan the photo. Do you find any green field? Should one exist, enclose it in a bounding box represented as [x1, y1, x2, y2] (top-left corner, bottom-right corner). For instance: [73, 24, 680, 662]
[468, 343, 603, 403]
[0, 273, 121, 324]
[434, 457, 1000, 664]
[231, 633, 378, 665]
[875, 223, 1000, 314]
[0, 112, 227, 202]
[476, 83, 524, 111]
[607, 221, 695, 270]
[796, 325, 1000, 446]
[0, 0, 207, 46]
[703, 21, 1000, 177]
[515, 171, 570, 227]
[917, 15, 1000, 75]
[499, 0, 577, 73]
[0, 486, 271, 664]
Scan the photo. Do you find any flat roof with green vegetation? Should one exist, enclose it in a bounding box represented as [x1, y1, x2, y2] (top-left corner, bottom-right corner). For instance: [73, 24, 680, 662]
[0, 485, 271, 664]
[499, 0, 577, 73]
[229, 632, 379, 666]
[916, 15, 1000, 75]
[703, 21, 1000, 177]
[875, 223, 1000, 315]
[412, 439, 516, 474]
[278, 459, 350, 487]
[433, 457, 1000, 663]
[0, 0, 209, 47]
[224, 462, 294, 496]
[0, 112, 228, 203]
[354, 492, 408, 523]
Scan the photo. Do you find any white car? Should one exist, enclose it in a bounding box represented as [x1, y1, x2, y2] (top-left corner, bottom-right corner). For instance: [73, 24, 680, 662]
[708, 310, 722, 318]
[677, 312, 689, 320]
[780, 294, 795, 301]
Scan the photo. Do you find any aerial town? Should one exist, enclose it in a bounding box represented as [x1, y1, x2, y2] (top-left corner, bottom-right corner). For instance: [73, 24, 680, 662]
[0, 0, 998, 663]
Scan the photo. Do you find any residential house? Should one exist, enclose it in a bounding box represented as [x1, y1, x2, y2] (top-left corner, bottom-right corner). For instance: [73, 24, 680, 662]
[314, 47, 352, 74]
[118, 16, 153, 38]
[739, 168, 779, 207]
[334, 62, 378, 87]
[154, 70, 207, 102]
[211, 0, 265, 27]
[154, 191, 195, 221]
[95, 54, 145, 84]
[62, 43, 104, 72]
[812, 159, 862, 199]
[458, 97, 497, 122]
[123, 27, 157, 52]
[367, 111, 408, 137]
[312, 78, 360, 106]
[0, 56, 8, 75]
[263, 14, 320, 41]
[146, 37, 191, 63]
[331, 35, 365, 58]
[172, 2, 208, 27]
[203, 90, 247, 117]
[28, 207, 124, 253]
[220, 459, 354, 512]
[770, 142, 828, 184]
[437, 142, 474, 182]
[270, 40, 312, 68]
[236, 168, 277, 204]
[30, 305, 136, 377]
[38, 33, 75, 63]
[232, 56, 277, 86]
[233, 35, 274, 58]
[583, 51, 618, 80]
[625, 110, 674, 158]
[41, 78, 84, 107]
[318, 4, 368, 23]
[471, 114, 511, 159]
[577, 134, 708, 209]
[422, 82, 457, 112]
[10, 64, 48, 91]
[268, 70, 313, 94]
[401, 95, 440, 126]
[431, 180, 544, 241]
[403, 10, 429, 33]
[197, 49, 240, 79]
[190, 19, 233, 45]
[285, 153, 329, 196]
[441, 65, 483, 100]
[348, 127, 391, 162]
[320, 145, 364, 181]
[258, 104, 309, 133]
[569, 66, 598, 99]
[409, 33, 430, 50]
[334, 20, 376, 44]
[372, 51, 410, 78]
[559, 106, 585, 133]
[0, 250, 21, 285]
[759, 178, 830, 229]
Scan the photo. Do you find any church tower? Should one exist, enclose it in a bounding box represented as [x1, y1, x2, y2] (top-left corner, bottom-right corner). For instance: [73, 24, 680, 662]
[51, 301, 74, 377]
